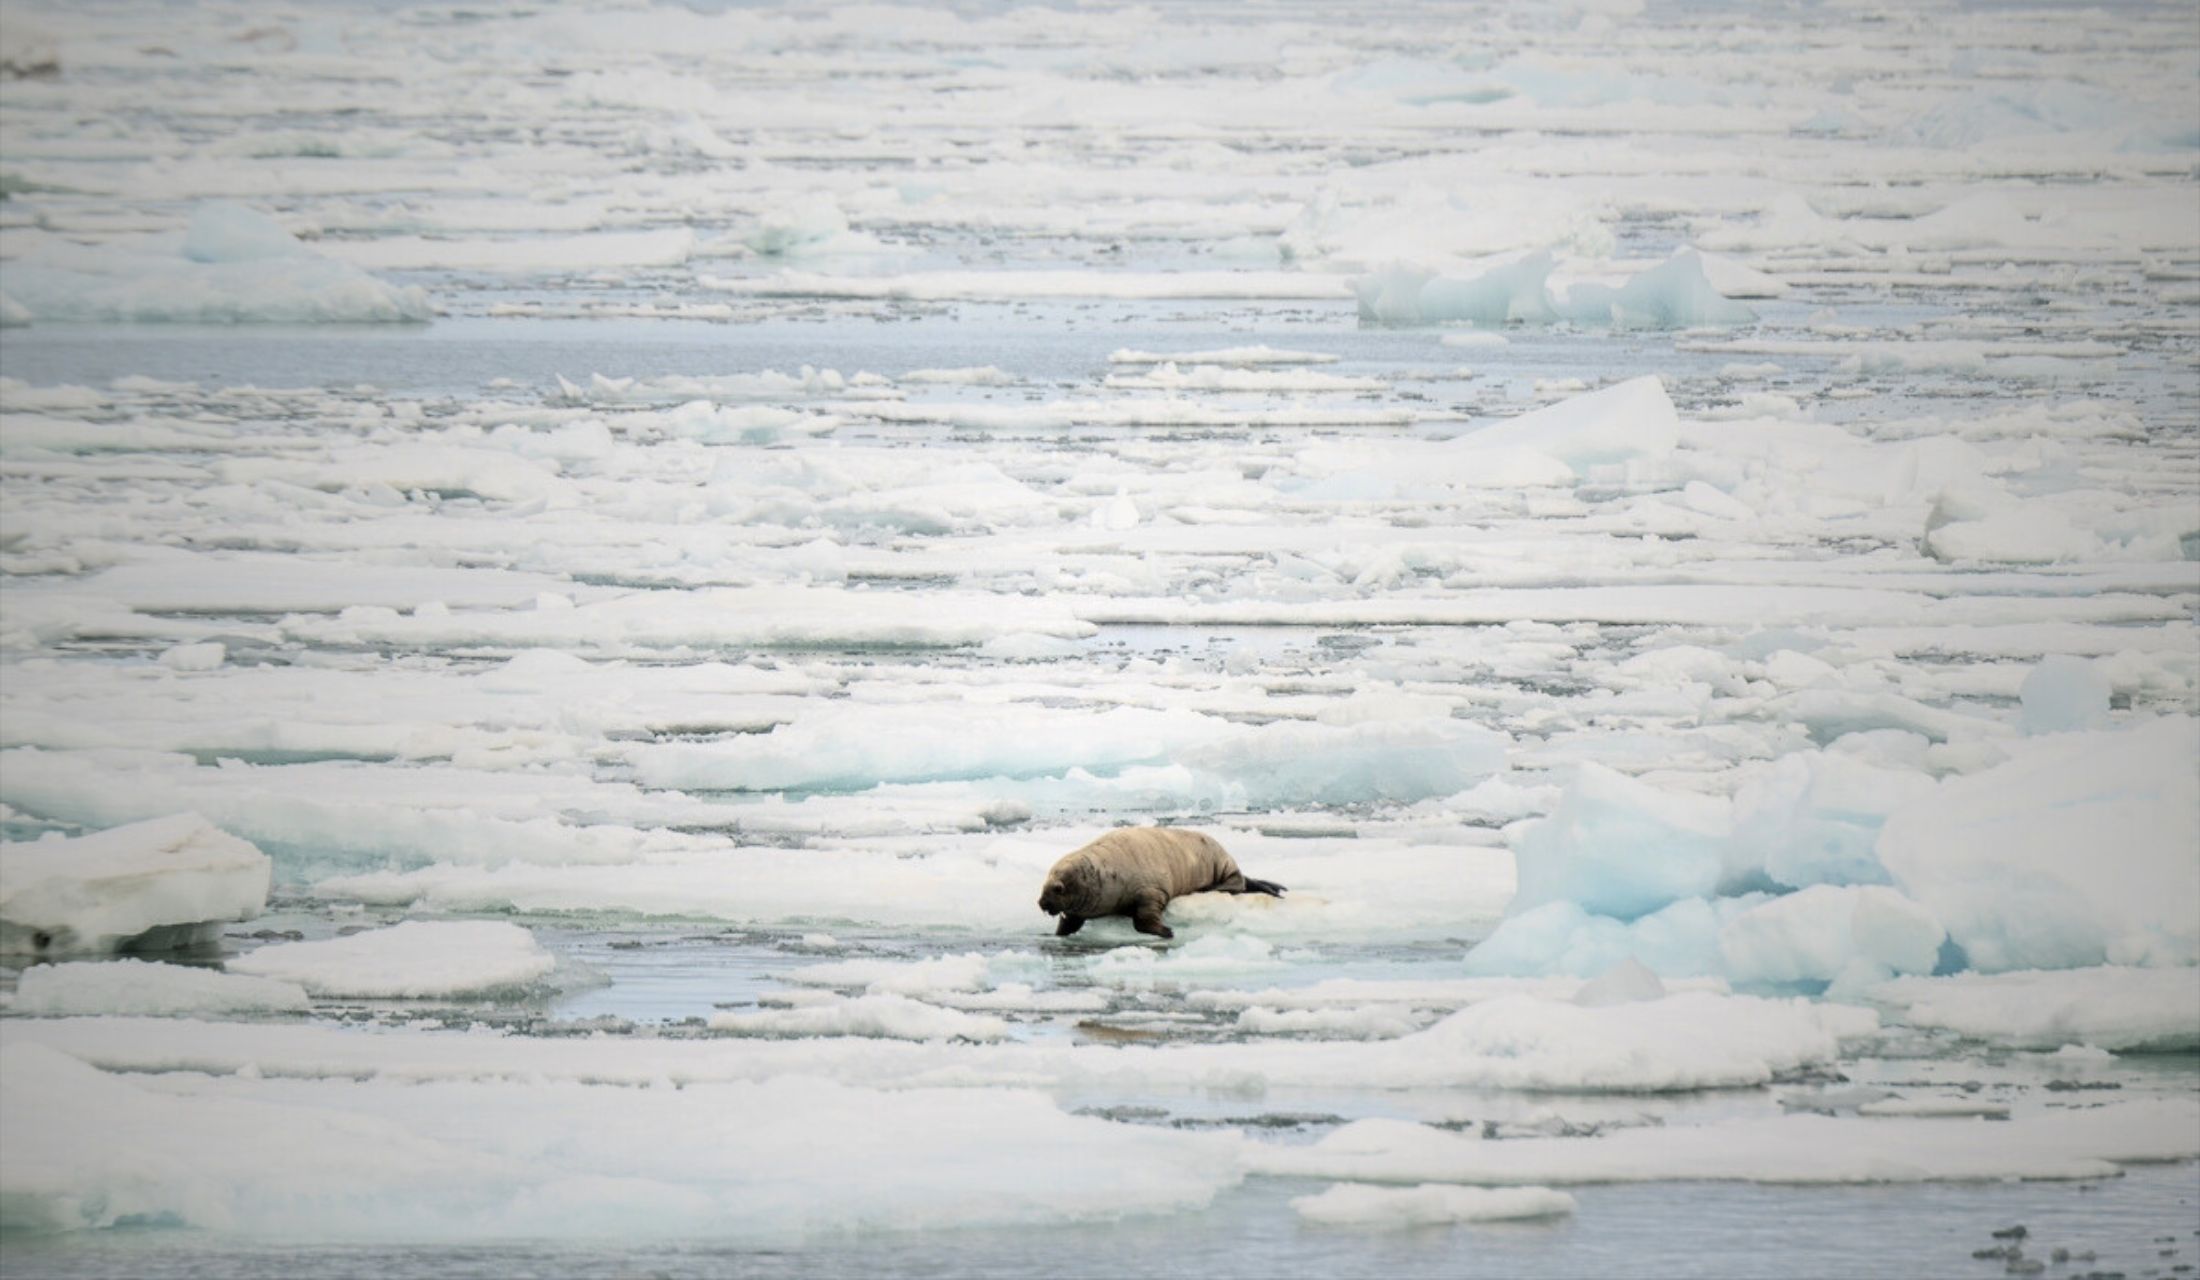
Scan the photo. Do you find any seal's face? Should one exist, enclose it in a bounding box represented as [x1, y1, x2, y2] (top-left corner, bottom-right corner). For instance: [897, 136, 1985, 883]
[1038, 861, 1091, 916]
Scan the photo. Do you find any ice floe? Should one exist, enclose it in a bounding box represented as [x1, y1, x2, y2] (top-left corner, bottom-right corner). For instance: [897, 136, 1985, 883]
[1, 202, 431, 324]
[1868, 966, 2200, 1052]
[11, 958, 308, 1018]
[1291, 1182, 1577, 1227]
[1247, 1098, 2200, 1184]
[0, 813, 271, 956]
[226, 921, 556, 999]
[0, 1043, 1241, 1240]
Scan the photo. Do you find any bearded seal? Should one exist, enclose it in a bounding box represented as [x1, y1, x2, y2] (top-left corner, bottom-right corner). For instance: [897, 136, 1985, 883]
[1037, 827, 1284, 940]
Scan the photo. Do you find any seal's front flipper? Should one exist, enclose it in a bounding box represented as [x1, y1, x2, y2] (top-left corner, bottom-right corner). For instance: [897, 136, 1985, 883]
[1055, 914, 1086, 936]
[1241, 877, 1286, 898]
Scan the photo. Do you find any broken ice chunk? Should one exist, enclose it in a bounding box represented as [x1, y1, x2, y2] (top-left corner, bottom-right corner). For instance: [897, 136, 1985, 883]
[0, 813, 272, 956]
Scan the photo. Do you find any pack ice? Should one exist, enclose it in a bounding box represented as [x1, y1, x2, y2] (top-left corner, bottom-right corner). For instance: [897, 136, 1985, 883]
[1, 202, 432, 325]
[1471, 713, 2200, 1029]
[0, 813, 271, 956]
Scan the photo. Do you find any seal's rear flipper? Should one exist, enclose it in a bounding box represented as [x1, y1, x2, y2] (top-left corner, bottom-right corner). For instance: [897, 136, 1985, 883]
[1242, 877, 1286, 897]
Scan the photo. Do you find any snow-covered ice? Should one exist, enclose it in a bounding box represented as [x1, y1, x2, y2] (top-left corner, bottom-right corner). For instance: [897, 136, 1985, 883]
[10, 958, 308, 1018]
[0, 814, 271, 956]
[226, 921, 556, 999]
[1291, 1183, 1577, 1227]
[0, 0, 2195, 1270]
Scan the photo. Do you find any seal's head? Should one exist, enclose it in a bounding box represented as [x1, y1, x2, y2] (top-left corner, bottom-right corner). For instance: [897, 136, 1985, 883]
[1038, 859, 1096, 917]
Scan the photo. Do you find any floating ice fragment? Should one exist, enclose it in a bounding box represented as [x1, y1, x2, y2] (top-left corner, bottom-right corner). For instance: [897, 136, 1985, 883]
[743, 194, 887, 257]
[1354, 253, 1557, 326]
[709, 993, 1007, 1042]
[1878, 717, 2200, 972]
[1716, 885, 1946, 986]
[1457, 375, 1680, 476]
[3, 201, 431, 324]
[1107, 345, 1339, 366]
[2017, 655, 2112, 734]
[157, 642, 226, 672]
[1559, 250, 1757, 328]
[227, 920, 556, 998]
[12, 958, 308, 1017]
[1291, 1182, 1576, 1227]
[1868, 966, 2200, 1051]
[1730, 750, 1936, 890]
[0, 814, 271, 957]
[1506, 762, 1737, 921]
[182, 201, 313, 264]
[1249, 1099, 2200, 1185]
[1357, 250, 1753, 329]
[0, 1044, 1243, 1240]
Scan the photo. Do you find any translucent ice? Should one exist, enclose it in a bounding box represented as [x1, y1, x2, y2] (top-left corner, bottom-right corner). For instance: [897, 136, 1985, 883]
[1559, 251, 1757, 328]
[12, 958, 308, 1017]
[2017, 655, 2113, 734]
[1505, 762, 1738, 921]
[1868, 966, 2200, 1051]
[1715, 885, 1946, 987]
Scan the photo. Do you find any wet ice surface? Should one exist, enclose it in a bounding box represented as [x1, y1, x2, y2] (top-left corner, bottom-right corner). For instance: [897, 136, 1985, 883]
[3, 0, 2199, 1273]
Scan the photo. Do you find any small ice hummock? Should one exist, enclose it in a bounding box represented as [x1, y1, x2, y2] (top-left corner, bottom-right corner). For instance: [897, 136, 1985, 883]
[0, 813, 272, 957]
[227, 920, 555, 998]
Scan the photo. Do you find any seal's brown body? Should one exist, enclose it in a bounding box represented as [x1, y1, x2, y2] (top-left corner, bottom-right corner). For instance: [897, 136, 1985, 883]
[1037, 827, 1284, 939]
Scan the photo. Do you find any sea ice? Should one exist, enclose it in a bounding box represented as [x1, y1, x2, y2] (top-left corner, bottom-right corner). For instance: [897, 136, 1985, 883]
[1290, 1182, 1577, 1227]
[1878, 717, 2200, 971]
[1455, 376, 1682, 476]
[1868, 966, 2200, 1051]
[3, 986, 1869, 1095]
[0, 202, 431, 324]
[11, 958, 308, 1017]
[708, 994, 1007, 1042]
[1247, 1098, 2200, 1185]
[1714, 885, 1946, 987]
[0, 1043, 1242, 1239]
[1559, 251, 1757, 328]
[1504, 762, 1738, 921]
[0, 813, 271, 956]
[2017, 655, 2113, 734]
[226, 920, 556, 998]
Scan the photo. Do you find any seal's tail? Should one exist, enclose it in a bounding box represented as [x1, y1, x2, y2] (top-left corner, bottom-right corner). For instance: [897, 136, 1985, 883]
[1241, 876, 1286, 898]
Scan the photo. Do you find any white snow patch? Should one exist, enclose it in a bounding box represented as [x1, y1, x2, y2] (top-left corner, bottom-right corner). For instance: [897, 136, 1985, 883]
[1868, 966, 2200, 1051]
[227, 921, 555, 999]
[1878, 718, 2200, 971]
[0, 814, 271, 957]
[1291, 1182, 1576, 1227]
[12, 959, 308, 1017]
[709, 994, 1007, 1042]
